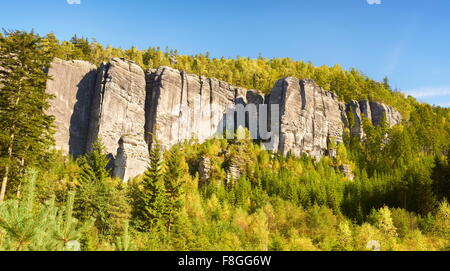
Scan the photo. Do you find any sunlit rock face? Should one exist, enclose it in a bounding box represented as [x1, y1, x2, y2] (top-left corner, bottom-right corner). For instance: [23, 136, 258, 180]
[46, 58, 402, 180]
[145, 66, 265, 150]
[346, 100, 403, 139]
[86, 58, 149, 181]
[267, 77, 348, 159]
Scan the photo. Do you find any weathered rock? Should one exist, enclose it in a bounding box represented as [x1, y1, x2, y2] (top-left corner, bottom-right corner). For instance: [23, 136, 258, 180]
[198, 156, 212, 183]
[87, 58, 149, 180]
[45, 58, 97, 157]
[346, 100, 402, 138]
[267, 77, 347, 159]
[370, 101, 403, 127]
[145, 66, 263, 150]
[339, 164, 355, 181]
[226, 164, 241, 185]
[346, 100, 365, 138]
[46, 58, 403, 180]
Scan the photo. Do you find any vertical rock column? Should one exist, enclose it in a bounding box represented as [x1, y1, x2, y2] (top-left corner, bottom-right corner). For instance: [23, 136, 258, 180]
[45, 58, 97, 157]
[145, 66, 241, 150]
[268, 77, 346, 159]
[87, 58, 149, 181]
[346, 100, 403, 139]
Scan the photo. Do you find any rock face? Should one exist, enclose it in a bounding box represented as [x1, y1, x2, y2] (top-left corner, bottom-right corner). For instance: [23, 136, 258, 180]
[46, 58, 403, 180]
[45, 58, 97, 157]
[346, 100, 403, 138]
[145, 66, 264, 150]
[267, 77, 347, 159]
[87, 58, 149, 181]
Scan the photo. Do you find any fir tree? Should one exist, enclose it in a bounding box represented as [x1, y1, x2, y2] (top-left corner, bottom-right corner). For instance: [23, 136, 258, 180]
[0, 30, 55, 202]
[77, 140, 111, 184]
[74, 140, 126, 236]
[163, 145, 187, 233]
[132, 142, 167, 232]
[0, 169, 84, 251]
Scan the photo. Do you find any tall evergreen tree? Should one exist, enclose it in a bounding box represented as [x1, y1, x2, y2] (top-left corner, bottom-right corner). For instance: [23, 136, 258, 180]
[132, 142, 167, 232]
[74, 140, 130, 237]
[163, 145, 187, 233]
[0, 30, 55, 202]
[77, 140, 111, 184]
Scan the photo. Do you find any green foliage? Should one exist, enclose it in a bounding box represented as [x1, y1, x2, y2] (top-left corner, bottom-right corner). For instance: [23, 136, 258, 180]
[74, 140, 130, 238]
[131, 142, 167, 232]
[77, 140, 111, 184]
[163, 145, 187, 233]
[115, 221, 131, 251]
[1, 31, 449, 251]
[0, 169, 84, 251]
[0, 30, 55, 202]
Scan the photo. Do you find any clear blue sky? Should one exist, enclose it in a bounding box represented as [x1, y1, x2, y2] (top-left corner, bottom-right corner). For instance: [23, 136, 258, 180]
[1, 0, 450, 107]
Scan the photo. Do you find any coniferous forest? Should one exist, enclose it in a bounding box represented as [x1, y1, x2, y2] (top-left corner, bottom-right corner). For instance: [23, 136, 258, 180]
[0, 31, 449, 251]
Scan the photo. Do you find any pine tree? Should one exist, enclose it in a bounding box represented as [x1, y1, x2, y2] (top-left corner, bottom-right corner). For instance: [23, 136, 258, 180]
[132, 142, 167, 232]
[51, 191, 85, 250]
[0, 30, 55, 202]
[0, 168, 87, 251]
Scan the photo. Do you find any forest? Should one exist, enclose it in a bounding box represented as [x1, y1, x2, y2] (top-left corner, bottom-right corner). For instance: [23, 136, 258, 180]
[0, 30, 449, 251]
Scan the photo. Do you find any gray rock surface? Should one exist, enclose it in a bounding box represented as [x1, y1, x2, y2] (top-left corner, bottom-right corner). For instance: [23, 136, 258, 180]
[145, 66, 263, 150]
[346, 100, 403, 138]
[267, 77, 347, 159]
[46, 58, 403, 180]
[198, 156, 212, 183]
[339, 164, 355, 181]
[45, 58, 97, 157]
[87, 58, 149, 180]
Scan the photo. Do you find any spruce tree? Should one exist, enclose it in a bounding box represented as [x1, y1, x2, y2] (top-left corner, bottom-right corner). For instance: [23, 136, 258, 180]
[74, 140, 120, 236]
[0, 30, 55, 202]
[77, 140, 111, 184]
[133, 142, 167, 232]
[163, 145, 186, 233]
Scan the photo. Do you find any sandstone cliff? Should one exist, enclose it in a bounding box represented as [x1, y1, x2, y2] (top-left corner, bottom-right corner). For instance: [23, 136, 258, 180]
[267, 77, 347, 159]
[145, 66, 265, 150]
[46, 58, 97, 157]
[86, 58, 149, 181]
[46, 58, 402, 180]
[346, 100, 403, 138]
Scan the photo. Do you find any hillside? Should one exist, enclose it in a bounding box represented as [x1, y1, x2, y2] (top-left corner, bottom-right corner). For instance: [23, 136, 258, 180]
[0, 31, 449, 251]
[46, 57, 403, 181]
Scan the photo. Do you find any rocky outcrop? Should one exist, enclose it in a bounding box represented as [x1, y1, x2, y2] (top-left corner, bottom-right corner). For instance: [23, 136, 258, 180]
[145, 66, 264, 150]
[45, 58, 97, 157]
[86, 58, 149, 181]
[339, 164, 355, 181]
[198, 156, 212, 183]
[46, 58, 403, 180]
[267, 77, 348, 159]
[346, 100, 403, 138]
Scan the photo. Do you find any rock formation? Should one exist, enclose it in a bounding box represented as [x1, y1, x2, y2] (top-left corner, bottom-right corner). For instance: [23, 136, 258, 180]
[45, 58, 403, 180]
[145, 66, 264, 150]
[45, 59, 97, 157]
[346, 100, 403, 138]
[86, 58, 149, 181]
[267, 77, 348, 159]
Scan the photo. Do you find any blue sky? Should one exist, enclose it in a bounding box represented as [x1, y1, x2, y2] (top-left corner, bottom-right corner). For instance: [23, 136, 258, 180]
[1, 0, 449, 107]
